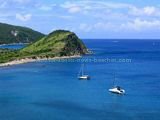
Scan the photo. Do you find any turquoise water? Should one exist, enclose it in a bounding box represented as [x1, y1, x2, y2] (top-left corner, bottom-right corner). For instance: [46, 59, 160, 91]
[0, 40, 160, 120]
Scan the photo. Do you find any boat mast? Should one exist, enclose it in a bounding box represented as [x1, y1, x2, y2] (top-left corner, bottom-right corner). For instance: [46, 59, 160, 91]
[81, 64, 84, 76]
[113, 73, 116, 86]
[78, 64, 84, 77]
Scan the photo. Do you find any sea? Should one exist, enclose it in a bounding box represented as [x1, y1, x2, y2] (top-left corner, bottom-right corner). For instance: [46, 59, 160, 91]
[0, 44, 27, 49]
[0, 39, 160, 120]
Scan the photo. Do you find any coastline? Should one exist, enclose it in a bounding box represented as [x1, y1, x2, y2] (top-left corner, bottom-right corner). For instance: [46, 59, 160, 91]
[0, 43, 29, 46]
[0, 55, 81, 67]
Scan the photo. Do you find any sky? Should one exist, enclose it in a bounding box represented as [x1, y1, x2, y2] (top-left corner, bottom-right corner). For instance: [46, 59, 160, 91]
[0, 0, 160, 39]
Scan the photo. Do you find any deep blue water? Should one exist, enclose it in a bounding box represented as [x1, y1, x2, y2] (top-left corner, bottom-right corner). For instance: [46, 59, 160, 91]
[0, 44, 26, 49]
[0, 40, 160, 120]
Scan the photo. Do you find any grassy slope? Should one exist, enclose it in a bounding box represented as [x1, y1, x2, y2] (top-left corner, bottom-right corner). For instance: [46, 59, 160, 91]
[0, 30, 88, 63]
[0, 23, 45, 44]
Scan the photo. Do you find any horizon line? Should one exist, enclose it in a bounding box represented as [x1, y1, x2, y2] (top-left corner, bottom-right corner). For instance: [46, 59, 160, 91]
[81, 38, 160, 40]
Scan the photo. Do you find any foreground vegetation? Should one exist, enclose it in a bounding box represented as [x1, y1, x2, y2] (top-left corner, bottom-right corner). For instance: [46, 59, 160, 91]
[0, 30, 88, 63]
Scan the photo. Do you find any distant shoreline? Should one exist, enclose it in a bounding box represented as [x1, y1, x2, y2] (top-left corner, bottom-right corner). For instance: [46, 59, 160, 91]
[0, 43, 29, 46]
[0, 55, 81, 67]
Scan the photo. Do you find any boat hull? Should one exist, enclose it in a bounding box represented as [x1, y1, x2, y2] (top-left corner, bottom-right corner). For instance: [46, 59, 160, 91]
[109, 88, 125, 94]
[78, 75, 90, 80]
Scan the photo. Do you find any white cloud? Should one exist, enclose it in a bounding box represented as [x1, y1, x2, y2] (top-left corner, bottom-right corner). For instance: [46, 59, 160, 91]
[120, 18, 160, 31]
[78, 18, 160, 33]
[60, 1, 160, 33]
[61, 1, 160, 19]
[129, 6, 160, 16]
[16, 13, 32, 21]
[60, 1, 132, 14]
[61, 2, 81, 13]
[1, 0, 160, 37]
[68, 6, 81, 13]
[143, 6, 156, 15]
[86, 1, 132, 9]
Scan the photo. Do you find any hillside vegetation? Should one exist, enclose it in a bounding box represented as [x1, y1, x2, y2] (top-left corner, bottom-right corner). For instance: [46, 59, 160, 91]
[0, 30, 88, 63]
[0, 23, 44, 44]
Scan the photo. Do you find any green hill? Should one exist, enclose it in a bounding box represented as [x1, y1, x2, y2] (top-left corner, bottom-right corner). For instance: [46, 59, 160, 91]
[0, 30, 88, 63]
[0, 23, 44, 44]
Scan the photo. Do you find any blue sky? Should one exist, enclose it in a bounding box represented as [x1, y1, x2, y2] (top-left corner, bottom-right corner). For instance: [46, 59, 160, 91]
[0, 0, 160, 39]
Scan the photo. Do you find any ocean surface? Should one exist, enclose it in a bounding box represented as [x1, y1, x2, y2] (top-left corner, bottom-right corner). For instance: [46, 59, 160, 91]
[0, 44, 27, 49]
[0, 40, 160, 120]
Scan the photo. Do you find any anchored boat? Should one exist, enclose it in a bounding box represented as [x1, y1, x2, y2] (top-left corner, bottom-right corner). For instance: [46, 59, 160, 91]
[109, 74, 125, 94]
[109, 86, 125, 94]
[78, 64, 90, 80]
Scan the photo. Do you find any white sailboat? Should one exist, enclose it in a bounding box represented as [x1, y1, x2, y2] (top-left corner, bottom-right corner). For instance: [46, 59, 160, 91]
[78, 64, 90, 80]
[109, 74, 125, 94]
